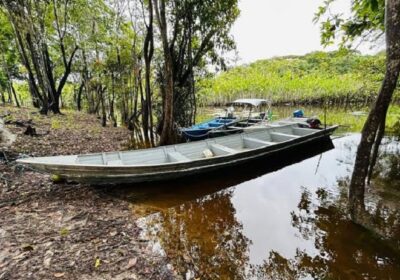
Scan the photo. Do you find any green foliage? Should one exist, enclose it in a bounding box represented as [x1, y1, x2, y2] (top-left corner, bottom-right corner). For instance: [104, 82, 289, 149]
[0, 12, 19, 91]
[388, 106, 400, 137]
[154, 0, 240, 128]
[13, 83, 30, 105]
[314, 0, 385, 47]
[197, 51, 387, 105]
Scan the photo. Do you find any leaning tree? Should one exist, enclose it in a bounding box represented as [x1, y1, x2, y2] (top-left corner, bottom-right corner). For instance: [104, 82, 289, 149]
[316, 0, 400, 221]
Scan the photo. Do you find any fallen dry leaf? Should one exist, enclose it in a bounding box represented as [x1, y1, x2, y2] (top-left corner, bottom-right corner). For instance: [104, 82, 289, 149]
[12, 252, 28, 261]
[54, 272, 65, 278]
[126, 257, 137, 269]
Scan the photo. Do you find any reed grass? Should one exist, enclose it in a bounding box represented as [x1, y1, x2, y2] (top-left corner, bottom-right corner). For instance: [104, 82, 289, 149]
[197, 51, 391, 106]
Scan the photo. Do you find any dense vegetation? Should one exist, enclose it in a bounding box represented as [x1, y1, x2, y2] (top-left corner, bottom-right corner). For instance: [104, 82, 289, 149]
[198, 51, 389, 106]
[0, 0, 239, 145]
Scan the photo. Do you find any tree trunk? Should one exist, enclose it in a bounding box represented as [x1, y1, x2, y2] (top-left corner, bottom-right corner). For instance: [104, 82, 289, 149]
[154, 0, 176, 145]
[10, 82, 20, 108]
[25, 32, 49, 114]
[49, 94, 62, 114]
[0, 92, 5, 104]
[349, 0, 400, 219]
[110, 72, 117, 127]
[7, 87, 12, 103]
[76, 82, 84, 111]
[141, 4, 153, 146]
[366, 118, 386, 184]
[140, 73, 150, 145]
[100, 86, 107, 127]
[144, 0, 155, 146]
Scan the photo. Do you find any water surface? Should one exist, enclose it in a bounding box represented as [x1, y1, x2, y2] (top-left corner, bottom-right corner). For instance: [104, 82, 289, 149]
[103, 133, 400, 279]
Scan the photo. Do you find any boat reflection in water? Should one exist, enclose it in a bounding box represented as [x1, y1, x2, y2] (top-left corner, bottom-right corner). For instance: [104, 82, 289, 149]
[107, 137, 334, 210]
[100, 135, 400, 279]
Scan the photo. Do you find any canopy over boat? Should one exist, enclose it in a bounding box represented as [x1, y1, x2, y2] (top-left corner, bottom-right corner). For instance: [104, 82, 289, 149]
[179, 99, 271, 141]
[230, 98, 270, 107]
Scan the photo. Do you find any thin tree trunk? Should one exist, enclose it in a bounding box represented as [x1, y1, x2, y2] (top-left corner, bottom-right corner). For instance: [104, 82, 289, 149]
[76, 81, 84, 111]
[349, 0, 400, 219]
[110, 72, 117, 127]
[10, 82, 20, 108]
[154, 0, 175, 145]
[366, 117, 386, 184]
[100, 86, 107, 127]
[25, 32, 49, 114]
[139, 69, 150, 144]
[144, 0, 155, 146]
[0, 92, 5, 104]
[6, 85, 12, 104]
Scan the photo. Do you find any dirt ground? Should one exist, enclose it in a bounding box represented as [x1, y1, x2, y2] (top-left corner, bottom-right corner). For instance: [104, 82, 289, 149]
[0, 106, 174, 280]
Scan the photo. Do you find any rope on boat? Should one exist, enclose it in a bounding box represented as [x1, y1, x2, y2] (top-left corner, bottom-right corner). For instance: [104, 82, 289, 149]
[182, 130, 212, 139]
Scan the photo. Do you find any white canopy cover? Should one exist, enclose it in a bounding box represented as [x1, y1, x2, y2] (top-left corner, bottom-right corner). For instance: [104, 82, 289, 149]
[231, 98, 270, 107]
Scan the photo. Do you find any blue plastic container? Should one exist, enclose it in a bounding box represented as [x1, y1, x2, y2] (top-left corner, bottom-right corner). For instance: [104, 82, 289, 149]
[293, 109, 304, 118]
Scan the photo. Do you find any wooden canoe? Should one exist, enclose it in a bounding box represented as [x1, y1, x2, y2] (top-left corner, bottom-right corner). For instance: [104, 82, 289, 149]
[17, 124, 338, 184]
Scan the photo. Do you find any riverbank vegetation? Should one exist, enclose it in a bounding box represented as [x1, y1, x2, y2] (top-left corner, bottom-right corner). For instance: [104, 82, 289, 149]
[197, 51, 389, 106]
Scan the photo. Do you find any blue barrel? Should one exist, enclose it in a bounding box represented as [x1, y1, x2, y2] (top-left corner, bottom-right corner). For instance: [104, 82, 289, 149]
[293, 109, 304, 118]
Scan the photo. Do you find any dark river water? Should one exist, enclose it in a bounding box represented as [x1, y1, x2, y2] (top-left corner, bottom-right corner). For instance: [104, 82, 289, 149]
[105, 132, 400, 279]
[107, 105, 400, 279]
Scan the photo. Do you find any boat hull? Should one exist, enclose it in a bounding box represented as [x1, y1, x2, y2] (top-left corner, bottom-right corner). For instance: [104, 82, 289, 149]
[180, 117, 238, 141]
[17, 126, 338, 185]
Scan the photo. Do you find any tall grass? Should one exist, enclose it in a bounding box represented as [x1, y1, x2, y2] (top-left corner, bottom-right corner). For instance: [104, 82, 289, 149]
[197, 51, 390, 106]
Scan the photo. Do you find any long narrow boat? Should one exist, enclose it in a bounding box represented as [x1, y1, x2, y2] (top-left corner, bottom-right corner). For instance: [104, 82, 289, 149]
[17, 124, 338, 184]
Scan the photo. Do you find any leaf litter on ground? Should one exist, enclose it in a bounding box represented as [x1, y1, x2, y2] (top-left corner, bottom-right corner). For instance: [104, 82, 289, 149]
[0, 106, 175, 280]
